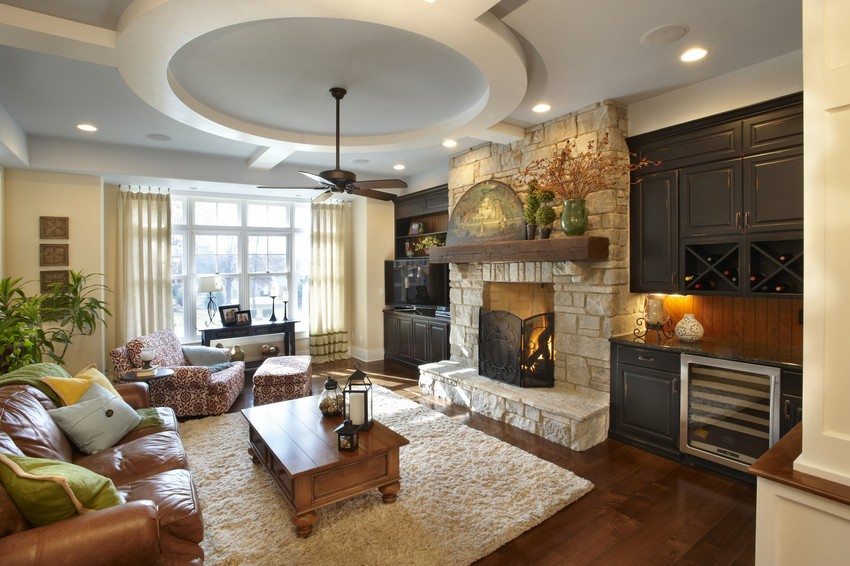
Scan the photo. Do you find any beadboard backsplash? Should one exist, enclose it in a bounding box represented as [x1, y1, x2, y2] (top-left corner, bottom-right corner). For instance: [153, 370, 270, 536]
[666, 295, 803, 350]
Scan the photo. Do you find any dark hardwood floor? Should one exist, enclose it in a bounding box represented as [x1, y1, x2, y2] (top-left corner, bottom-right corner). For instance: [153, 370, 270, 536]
[229, 358, 756, 565]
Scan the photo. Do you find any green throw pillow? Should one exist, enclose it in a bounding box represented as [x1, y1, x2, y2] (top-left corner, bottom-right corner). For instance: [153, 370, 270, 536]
[0, 453, 123, 526]
[48, 384, 142, 454]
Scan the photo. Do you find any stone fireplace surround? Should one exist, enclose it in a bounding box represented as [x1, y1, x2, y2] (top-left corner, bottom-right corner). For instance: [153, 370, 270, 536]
[419, 100, 641, 451]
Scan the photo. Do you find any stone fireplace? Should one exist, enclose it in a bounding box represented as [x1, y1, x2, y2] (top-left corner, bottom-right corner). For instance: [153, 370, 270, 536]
[419, 100, 641, 451]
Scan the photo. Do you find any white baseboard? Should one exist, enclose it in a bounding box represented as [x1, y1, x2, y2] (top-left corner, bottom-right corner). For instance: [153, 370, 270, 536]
[350, 346, 385, 362]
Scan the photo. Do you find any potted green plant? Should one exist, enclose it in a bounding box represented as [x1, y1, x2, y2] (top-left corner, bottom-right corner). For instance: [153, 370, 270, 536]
[523, 183, 541, 240]
[412, 234, 444, 256]
[535, 201, 558, 239]
[0, 271, 111, 372]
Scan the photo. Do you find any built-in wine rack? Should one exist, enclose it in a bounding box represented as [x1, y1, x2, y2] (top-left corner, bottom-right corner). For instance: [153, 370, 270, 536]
[681, 233, 803, 298]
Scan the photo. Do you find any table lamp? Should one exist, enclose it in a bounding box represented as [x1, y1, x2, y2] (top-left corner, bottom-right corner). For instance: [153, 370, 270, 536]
[198, 275, 222, 326]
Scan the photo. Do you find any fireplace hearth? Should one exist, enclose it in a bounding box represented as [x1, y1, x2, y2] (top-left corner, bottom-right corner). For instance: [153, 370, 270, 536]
[479, 310, 555, 388]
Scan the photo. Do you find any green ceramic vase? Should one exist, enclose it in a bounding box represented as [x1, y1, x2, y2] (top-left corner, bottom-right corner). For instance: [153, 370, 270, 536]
[561, 198, 588, 236]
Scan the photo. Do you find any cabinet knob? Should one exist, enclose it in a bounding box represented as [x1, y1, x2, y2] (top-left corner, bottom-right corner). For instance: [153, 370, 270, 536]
[745, 211, 751, 229]
[736, 212, 742, 231]
[637, 355, 655, 363]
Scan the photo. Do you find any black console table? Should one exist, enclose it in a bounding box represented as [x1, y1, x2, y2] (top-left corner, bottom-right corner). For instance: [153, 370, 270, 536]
[199, 320, 298, 356]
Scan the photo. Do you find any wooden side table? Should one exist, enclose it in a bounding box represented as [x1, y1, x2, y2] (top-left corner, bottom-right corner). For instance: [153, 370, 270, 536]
[119, 367, 175, 382]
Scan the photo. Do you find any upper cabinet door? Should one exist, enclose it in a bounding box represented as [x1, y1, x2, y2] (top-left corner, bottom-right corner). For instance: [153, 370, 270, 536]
[679, 159, 743, 237]
[630, 170, 679, 292]
[743, 148, 804, 233]
[743, 105, 803, 155]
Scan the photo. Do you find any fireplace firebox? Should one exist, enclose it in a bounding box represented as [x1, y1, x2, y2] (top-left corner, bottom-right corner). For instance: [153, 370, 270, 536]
[479, 310, 555, 387]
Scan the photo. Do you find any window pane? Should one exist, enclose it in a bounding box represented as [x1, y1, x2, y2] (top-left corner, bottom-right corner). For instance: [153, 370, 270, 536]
[248, 203, 289, 228]
[195, 235, 215, 254]
[217, 254, 238, 274]
[249, 275, 288, 321]
[268, 236, 287, 254]
[268, 255, 287, 273]
[293, 232, 310, 332]
[197, 277, 239, 326]
[248, 235, 267, 255]
[171, 198, 186, 225]
[293, 204, 310, 230]
[194, 254, 216, 274]
[217, 235, 238, 255]
[171, 234, 184, 276]
[172, 279, 184, 339]
[248, 254, 267, 273]
[194, 201, 240, 226]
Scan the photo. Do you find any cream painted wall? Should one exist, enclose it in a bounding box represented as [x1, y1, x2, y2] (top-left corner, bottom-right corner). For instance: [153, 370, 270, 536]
[350, 198, 394, 361]
[3, 169, 106, 373]
[628, 50, 802, 136]
[103, 184, 119, 353]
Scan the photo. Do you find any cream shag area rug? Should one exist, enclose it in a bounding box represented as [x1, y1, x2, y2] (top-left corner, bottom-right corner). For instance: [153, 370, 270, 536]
[179, 385, 593, 565]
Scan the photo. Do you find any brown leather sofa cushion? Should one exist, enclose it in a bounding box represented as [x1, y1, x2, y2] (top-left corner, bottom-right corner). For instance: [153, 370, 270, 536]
[119, 468, 204, 544]
[0, 386, 73, 462]
[74, 430, 188, 486]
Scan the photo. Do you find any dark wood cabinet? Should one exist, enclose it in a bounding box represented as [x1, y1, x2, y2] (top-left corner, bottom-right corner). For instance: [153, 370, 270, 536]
[628, 93, 803, 297]
[630, 170, 679, 292]
[394, 185, 448, 260]
[679, 159, 743, 237]
[780, 368, 803, 437]
[743, 148, 804, 233]
[383, 310, 449, 367]
[610, 344, 681, 460]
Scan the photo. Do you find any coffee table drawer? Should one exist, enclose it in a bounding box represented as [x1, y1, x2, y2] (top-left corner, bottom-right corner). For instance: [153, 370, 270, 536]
[313, 454, 389, 501]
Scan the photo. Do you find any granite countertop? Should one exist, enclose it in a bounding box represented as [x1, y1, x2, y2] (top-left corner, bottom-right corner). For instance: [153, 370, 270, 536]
[610, 331, 803, 370]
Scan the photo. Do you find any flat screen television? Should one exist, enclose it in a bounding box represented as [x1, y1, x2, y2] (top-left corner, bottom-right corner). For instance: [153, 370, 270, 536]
[384, 259, 449, 308]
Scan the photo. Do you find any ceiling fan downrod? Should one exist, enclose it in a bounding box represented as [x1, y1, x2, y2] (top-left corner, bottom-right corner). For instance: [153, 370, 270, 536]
[330, 87, 346, 172]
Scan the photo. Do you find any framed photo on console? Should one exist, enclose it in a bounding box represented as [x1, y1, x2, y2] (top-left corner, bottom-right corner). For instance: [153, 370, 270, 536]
[235, 310, 252, 326]
[219, 304, 240, 326]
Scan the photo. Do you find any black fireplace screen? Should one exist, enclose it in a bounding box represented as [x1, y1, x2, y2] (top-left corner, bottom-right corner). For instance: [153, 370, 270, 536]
[479, 310, 555, 388]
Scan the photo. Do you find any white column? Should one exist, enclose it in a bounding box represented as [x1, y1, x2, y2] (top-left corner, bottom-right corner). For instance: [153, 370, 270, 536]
[795, 0, 850, 486]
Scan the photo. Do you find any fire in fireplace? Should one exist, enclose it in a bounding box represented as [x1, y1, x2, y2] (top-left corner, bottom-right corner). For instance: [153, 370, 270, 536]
[479, 310, 555, 387]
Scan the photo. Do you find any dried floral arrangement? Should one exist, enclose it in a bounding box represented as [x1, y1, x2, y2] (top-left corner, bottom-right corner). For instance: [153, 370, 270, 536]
[518, 133, 660, 201]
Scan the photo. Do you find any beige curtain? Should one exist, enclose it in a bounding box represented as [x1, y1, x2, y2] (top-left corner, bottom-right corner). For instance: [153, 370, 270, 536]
[309, 201, 351, 362]
[115, 189, 172, 343]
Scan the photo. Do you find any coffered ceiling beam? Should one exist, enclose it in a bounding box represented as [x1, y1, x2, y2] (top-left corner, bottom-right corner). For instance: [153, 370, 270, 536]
[0, 5, 117, 67]
[246, 146, 297, 171]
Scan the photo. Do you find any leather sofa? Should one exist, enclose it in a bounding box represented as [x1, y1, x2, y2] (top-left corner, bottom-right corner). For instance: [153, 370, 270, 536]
[111, 329, 244, 417]
[0, 381, 204, 565]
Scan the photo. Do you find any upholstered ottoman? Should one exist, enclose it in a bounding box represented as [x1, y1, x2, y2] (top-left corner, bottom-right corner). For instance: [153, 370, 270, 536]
[253, 356, 313, 406]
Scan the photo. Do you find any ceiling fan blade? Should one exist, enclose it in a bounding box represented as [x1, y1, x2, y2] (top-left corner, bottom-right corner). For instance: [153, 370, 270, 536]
[257, 186, 326, 190]
[300, 171, 335, 186]
[349, 187, 397, 201]
[350, 178, 408, 190]
[313, 190, 333, 204]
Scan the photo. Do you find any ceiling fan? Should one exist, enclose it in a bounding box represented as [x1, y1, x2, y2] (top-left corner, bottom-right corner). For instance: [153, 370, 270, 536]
[259, 87, 407, 202]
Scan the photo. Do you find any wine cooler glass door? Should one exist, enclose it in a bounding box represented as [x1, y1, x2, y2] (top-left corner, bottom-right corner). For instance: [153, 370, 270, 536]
[680, 355, 780, 471]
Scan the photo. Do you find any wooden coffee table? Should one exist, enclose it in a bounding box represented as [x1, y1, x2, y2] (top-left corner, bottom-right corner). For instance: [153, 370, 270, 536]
[242, 395, 409, 537]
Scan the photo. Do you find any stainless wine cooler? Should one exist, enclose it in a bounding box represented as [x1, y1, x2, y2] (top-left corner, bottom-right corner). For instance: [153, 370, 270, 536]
[680, 355, 781, 471]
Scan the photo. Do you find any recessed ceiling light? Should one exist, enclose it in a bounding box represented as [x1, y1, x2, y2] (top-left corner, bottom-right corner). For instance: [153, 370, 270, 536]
[393, 164, 406, 171]
[352, 158, 370, 164]
[146, 133, 172, 141]
[424, 0, 436, 3]
[76, 123, 98, 132]
[442, 139, 458, 148]
[640, 24, 689, 46]
[532, 103, 551, 113]
[680, 47, 708, 62]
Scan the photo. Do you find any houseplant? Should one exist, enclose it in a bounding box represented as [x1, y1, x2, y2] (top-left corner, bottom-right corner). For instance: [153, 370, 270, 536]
[522, 183, 541, 240]
[412, 234, 444, 255]
[0, 271, 111, 372]
[535, 201, 558, 239]
[519, 133, 658, 236]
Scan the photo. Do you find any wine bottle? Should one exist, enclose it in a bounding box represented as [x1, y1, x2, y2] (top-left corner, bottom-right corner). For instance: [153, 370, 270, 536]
[774, 282, 793, 293]
[705, 254, 719, 264]
[693, 282, 703, 290]
[750, 272, 766, 284]
[759, 283, 770, 292]
[777, 252, 793, 263]
[684, 274, 696, 283]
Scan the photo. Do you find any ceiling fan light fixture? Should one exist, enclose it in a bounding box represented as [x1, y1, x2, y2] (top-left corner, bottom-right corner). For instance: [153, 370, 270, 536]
[393, 164, 406, 171]
[442, 139, 458, 148]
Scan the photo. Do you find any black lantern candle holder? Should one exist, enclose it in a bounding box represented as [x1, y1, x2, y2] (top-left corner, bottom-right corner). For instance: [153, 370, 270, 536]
[343, 364, 373, 430]
[334, 419, 360, 451]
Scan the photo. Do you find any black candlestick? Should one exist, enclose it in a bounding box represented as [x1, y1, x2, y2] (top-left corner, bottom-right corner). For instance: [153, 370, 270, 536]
[282, 300, 289, 321]
[269, 296, 277, 322]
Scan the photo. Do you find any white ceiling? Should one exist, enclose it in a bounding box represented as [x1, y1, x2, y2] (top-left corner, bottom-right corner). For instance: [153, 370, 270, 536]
[0, 0, 802, 192]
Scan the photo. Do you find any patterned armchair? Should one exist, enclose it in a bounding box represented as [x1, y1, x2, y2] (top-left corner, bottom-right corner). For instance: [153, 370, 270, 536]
[110, 329, 245, 417]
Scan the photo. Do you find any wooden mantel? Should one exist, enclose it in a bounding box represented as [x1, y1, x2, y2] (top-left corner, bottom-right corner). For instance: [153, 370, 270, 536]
[427, 236, 609, 264]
